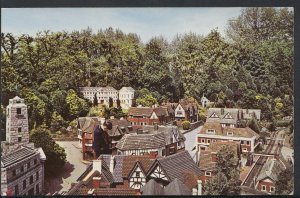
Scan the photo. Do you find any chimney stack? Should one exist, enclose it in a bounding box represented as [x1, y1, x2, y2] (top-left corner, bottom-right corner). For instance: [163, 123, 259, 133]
[92, 160, 102, 174]
[197, 180, 202, 195]
[92, 177, 101, 188]
[110, 156, 115, 173]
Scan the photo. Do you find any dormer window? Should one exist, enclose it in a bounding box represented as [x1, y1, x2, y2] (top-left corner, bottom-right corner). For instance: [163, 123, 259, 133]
[206, 129, 215, 134]
[205, 171, 211, 176]
[227, 132, 233, 136]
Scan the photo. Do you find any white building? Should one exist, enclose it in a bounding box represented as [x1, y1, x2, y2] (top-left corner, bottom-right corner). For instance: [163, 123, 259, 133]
[1, 96, 46, 196]
[79, 87, 118, 104]
[119, 87, 135, 109]
[79, 86, 135, 109]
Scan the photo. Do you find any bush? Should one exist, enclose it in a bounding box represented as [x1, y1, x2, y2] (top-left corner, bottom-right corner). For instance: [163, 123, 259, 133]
[276, 120, 290, 127]
[182, 121, 191, 130]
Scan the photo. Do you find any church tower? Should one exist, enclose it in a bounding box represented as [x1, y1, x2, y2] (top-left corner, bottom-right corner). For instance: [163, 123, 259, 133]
[5, 96, 29, 146]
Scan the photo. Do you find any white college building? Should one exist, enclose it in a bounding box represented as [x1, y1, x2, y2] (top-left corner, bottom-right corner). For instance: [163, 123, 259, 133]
[79, 86, 135, 109]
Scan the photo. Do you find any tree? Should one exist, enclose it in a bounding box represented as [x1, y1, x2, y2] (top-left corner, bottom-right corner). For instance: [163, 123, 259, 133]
[66, 89, 89, 119]
[135, 88, 158, 107]
[247, 117, 260, 133]
[93, 93, 98, 106]
[109, 97, 113, 108]
[30, 126, 66, 177]
[204, 146, 241, 195]
[275, 166, 294, 195]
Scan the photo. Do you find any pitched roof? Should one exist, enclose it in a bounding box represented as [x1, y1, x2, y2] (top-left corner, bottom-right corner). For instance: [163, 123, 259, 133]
[199, 121, 260, 138]
[116, 126, 185, 150]
[141, 179, 164, 195]
[149, 151, 202, 182]
[153, 107, 169, 117]
[207, 108, 261, 122]
[199, 141, 241, 171]
[1, 147, 37, 168]
[164, 178, 191, 195]
[122, 155, 156, 178]
[128, 107, 154, 117]
[77, 117, 99, 134]
[178, 100, 198, 111]
[257, 158, 285, 181]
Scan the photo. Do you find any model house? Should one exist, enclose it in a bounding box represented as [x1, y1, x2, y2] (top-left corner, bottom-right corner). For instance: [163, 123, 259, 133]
[1, 96, 46, 196]
[174, 99, 199, 123]
[196, 120, 260, 153]
[115, 125, 185, 156]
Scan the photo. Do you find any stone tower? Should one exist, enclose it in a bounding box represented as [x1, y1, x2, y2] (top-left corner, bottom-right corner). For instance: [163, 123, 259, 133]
[5, 96, 29, 147]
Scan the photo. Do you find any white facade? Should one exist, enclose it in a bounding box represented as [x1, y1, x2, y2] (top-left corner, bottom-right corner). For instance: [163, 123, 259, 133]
[119, 87, 135, 109]
[79, 86, 118, 104]
[79, 86, 134, 109]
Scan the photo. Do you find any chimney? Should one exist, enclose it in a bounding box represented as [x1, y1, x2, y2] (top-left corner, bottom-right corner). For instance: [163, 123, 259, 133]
[92, 177, 101, 188]
[197, 180, 202, 195]
[88, 189, 95, 195]
[100, 118, 106, 125]
[110, 156, 115, 173]
[192, 188, 197, 195]
[110, 116, 115, 120]
[92, 160, 102, 174]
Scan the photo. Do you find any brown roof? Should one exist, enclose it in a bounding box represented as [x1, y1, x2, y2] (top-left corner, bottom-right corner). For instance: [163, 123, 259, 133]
[199, 141, 240, 171]
[128, 107, 154, 117]
[199, 121, 260, 138]
[178, 100, 198, 111]
[78, 117, 99, 134]
[122, 155, 156, 178]
[153, 107, 169, 117]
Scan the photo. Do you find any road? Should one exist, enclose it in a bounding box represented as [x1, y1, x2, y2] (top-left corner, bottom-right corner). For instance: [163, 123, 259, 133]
[242, 130, 284, 188]
[44, 141, 88, 194]
[183, 125, 202, 161]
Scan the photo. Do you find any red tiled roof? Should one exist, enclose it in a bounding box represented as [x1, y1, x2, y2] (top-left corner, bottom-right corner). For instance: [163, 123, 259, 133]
[128, 107, 154, 117]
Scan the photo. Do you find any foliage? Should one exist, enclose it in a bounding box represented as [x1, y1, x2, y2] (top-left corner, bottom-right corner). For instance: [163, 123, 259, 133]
[182, 120, 191, 130]
[93, 93, 98, 106]
[204, 146, 241, 195]
[247, 117, 261, 133]
[29, 126, 66, 177]
[275, 165, 294, 195]
[136, 88, 158, 107]
[1, 8, 294, 128]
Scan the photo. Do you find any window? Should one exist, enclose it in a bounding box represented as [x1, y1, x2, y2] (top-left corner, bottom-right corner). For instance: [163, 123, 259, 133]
[177, 142, 181, 147]
[162, 149, 165, 156]
[201, 139, 205, 143]
[170, 137, 173, 143]
[18, 137, 22, 142]
[18, 128, 22, 133]
[242, 148, 248, 152]
[241, 140, 245, 145]
[17, 108, 22, 114]
[205, 171, 211, 176]
[23, 180, 26, 190]
[136, 172, 140, 177]
[206, 129, 215, 134]
[270, 186, 275, 192]
[207, 139, 211, 144]
[15, 185, 19, 195]
[13, 170, 16, 176]
[227, 132, 233, 136]
[246, 141, 250, 145]
[261, 185, 266, 191]
[169, 146, 175, 154]
[30, 175, 33, 184]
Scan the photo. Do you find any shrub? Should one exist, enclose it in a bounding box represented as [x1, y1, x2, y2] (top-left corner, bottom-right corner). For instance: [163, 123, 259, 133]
[182, 121, 191, 130]
[276, 120, 290, 127]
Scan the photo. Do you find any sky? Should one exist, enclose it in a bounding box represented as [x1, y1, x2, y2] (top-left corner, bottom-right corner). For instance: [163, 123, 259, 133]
[2, 8, 244, 43]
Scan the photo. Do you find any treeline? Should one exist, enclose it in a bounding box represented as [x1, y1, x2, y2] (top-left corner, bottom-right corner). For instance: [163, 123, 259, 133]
[1, 7, 294, 131]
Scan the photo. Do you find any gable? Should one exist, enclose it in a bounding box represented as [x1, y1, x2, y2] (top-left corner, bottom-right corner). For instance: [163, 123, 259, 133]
[262, 178, 274, 183]
[150, 112, 158, 119]
[148, 163, 169, 181]
[209, 112, 219, 118]
[223, 112, 233, 119]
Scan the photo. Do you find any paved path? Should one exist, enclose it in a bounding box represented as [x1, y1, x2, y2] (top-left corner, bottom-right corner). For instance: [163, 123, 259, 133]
[44, 141, 88, 194]
[184, 125, 202, 161]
